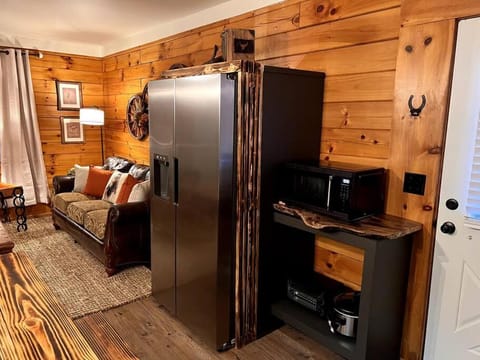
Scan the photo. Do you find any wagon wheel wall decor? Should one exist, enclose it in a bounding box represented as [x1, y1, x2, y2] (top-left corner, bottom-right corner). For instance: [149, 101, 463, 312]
[126, 93, 149, 140]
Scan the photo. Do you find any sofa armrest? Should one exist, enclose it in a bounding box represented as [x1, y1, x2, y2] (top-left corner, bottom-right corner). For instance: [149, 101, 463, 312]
[103, 201, 150, 275]
[53, 175, 75, 194]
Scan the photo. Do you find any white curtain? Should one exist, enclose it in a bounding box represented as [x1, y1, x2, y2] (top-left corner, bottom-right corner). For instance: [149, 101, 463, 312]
[0, 49, 49, 206]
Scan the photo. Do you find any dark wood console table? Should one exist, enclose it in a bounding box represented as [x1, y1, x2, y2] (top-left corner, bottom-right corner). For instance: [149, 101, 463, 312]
[271, 203, 422, 360]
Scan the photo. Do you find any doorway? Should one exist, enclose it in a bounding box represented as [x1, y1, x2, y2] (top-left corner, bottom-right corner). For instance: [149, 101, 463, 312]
[424, 17, 480, 360]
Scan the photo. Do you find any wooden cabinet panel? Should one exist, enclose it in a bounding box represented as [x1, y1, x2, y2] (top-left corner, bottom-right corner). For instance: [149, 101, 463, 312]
[314, 236, 364, 291]
[256, 7, 400, 59]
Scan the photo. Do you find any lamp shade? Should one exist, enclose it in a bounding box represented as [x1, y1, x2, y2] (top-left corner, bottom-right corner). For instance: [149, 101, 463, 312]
[80, 108, 104, 126]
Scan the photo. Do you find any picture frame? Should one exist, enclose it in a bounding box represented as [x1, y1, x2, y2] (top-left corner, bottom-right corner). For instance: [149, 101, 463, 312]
[56, 80, 83, 110]
[60, 116, 84, 144]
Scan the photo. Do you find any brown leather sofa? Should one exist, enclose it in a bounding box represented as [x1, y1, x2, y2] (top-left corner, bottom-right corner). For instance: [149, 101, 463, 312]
[52, 156, 150, 275]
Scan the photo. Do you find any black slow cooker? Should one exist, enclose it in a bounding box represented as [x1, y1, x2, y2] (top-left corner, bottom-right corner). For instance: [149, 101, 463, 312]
[328, 291, 361, 338]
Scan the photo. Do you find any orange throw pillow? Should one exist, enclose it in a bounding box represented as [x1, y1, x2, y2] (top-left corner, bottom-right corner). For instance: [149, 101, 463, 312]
[115, 175, 140, 204]
[83, 167, 113, 197]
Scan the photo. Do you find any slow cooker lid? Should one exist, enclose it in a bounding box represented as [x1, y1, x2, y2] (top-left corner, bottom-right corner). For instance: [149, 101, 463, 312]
[334, 291, 361, 316]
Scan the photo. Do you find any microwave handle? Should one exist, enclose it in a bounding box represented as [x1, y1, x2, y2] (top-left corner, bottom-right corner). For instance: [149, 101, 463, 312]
[326, 175, 333, 210]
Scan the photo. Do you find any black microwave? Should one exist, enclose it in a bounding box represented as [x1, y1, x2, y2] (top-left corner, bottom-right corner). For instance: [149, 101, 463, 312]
[278, 161, 386, 221]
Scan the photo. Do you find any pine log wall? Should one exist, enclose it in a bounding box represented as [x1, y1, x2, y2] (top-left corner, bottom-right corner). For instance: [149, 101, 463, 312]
[30, 54, 104, 185]
[25, 0, 480, 359]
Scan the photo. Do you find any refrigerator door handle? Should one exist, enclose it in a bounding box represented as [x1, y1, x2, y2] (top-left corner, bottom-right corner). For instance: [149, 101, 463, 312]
[174, 157, 179, 205]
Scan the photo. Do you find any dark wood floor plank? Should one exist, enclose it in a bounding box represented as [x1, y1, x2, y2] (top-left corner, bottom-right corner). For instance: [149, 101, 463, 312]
[75, 312, 138, 360]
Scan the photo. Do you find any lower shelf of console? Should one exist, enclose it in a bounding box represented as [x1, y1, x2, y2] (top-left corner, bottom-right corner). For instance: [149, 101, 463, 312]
[272, 299, 356, 359]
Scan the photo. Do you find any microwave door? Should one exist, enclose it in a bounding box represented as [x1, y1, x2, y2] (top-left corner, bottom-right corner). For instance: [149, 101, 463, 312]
[290, 172, 330, 211]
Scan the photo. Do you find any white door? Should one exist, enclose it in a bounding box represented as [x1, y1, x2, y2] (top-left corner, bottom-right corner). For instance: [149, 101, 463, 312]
[424, 18, 480, 360]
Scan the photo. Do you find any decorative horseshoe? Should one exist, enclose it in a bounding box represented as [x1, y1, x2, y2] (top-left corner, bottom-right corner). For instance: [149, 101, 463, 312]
[408, 95, 427, 117]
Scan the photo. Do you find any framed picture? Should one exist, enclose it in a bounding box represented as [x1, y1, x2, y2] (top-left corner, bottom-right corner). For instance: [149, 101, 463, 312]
[56, 80, 83, 110]
[60, 117, 84, 144]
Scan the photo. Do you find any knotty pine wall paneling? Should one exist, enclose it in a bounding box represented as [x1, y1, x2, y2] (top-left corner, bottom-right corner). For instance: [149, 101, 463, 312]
[30, 53, 104, 185]
[104, 0, 401, 169]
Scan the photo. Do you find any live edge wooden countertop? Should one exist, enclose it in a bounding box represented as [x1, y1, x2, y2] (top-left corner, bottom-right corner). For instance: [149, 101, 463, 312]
[0, 252, 99, 359]
[274, 203, 423, 240]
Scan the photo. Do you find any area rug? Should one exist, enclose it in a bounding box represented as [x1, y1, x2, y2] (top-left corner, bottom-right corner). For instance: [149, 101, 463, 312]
[3, 216, 151, 319]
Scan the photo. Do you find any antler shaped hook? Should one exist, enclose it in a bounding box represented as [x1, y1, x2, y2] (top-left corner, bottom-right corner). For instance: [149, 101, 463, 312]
[408, 95, 426, 117]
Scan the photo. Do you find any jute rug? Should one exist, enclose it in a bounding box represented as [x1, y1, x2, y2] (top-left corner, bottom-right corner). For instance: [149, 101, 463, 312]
[3, 216, 151, 319]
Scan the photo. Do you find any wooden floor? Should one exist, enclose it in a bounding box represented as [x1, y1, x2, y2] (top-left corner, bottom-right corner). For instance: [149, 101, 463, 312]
[79, 296, 344, 360]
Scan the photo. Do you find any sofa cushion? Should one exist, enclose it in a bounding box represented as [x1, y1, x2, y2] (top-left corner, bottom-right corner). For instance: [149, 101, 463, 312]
[128, 164, 150, 181]
[67, 200, 111, 225]
[128, 180, 150, 203]
[73, 165, 89, 193]
[103, 156, 134, 173]
[102, 171, 129, 203]
[84, 209, 109, 240]
[54, 192, 90, 214]
[83, 167, 113, 197]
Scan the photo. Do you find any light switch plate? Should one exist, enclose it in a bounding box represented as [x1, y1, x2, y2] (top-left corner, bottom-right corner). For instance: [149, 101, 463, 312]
[403, 172, 426, 195]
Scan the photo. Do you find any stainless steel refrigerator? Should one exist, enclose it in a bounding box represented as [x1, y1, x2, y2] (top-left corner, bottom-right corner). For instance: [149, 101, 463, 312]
[149, 66, 325, 350]
[150, 73, 236, 351]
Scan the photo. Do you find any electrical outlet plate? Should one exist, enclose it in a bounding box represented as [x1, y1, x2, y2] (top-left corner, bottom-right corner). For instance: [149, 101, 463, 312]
[403, 172, 426, 195]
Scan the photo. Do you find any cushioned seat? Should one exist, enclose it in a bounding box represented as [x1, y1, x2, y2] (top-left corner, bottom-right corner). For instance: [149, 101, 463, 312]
[67, 200, 111, 225]
[54, 192, 90, 214]
[84, 209, 109, 240]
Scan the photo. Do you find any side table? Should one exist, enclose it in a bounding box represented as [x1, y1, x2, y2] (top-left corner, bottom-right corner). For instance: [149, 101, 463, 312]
[0, 183, 27, 231]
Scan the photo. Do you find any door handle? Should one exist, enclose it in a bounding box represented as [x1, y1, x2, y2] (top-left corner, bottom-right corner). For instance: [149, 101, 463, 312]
[445, 198, 459, 210]
[440, 221, 456, 234]
[174, 157, 179, 205]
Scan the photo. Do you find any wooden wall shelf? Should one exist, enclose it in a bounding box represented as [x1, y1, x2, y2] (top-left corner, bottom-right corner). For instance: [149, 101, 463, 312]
[271, 206, 422, 360]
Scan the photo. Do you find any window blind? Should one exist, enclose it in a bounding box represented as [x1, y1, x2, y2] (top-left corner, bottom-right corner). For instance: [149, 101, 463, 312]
[466, 114, 480, 219]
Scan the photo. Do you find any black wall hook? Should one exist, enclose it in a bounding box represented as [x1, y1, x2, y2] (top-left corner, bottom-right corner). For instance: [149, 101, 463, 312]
[408, 95, 426, 117]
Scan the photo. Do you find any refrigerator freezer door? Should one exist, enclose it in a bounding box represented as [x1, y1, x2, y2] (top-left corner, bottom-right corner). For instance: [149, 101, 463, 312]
[149, 79, 176, 314]
[174, 74, 235, 350]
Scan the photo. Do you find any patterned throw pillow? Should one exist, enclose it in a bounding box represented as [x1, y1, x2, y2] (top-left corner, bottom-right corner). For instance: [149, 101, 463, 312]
[127, 180, 150, 202]
[83, 167, 113, 198]
[102, 170, 128, 203]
